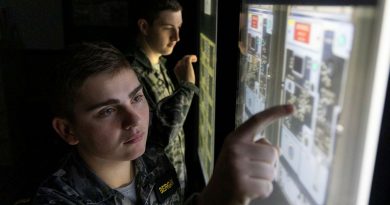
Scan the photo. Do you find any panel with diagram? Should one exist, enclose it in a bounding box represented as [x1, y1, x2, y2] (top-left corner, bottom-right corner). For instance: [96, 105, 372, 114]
[198, 33, 216, 182]
[278, 7, 354, 205]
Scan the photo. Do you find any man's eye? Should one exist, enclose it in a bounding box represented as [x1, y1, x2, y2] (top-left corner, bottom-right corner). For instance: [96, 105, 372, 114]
[163, 26, 175, 30]
[133, 94, 145, 103]
[98, 108, 115, 117]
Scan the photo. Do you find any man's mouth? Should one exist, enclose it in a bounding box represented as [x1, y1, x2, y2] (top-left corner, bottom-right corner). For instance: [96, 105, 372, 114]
[123, 132, 144, 145]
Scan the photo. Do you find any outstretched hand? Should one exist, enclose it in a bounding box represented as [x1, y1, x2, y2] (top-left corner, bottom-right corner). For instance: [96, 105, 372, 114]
[197, 104, 294, 205]
[174, 55, 197, 84]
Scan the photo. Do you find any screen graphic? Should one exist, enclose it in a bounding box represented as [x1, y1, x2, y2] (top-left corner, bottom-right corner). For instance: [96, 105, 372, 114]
[198, 33, 216, 182]
[278, 7, 354, 205]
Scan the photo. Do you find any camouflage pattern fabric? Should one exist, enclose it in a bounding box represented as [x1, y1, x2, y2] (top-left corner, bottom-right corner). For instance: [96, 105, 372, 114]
[128, 48, 198, 197]
[33, 144, 191, 205]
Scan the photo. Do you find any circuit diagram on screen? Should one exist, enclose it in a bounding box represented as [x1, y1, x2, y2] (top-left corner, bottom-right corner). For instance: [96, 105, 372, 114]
[278, 10, 353, 205]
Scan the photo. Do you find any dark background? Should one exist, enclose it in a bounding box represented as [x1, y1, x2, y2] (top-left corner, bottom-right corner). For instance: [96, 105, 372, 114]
[0, 0, 388, 204]
[0, 0, 202, 204]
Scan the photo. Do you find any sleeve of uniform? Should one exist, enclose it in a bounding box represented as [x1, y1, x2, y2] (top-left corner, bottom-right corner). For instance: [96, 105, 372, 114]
[32, 191, 78, 205]
[148, 81, 198, 146]
[157, 81, 198, 126]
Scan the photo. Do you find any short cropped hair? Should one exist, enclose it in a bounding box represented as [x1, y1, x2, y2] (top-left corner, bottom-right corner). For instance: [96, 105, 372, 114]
[50, 42, 131, 120]
[135, 0, 182, 25]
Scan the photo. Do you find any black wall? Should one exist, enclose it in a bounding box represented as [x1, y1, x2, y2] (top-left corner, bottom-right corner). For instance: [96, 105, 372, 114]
[0, 0, 203, 204]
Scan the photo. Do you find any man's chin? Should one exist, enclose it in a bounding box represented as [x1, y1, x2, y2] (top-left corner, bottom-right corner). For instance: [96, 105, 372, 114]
[161, 48, 174, 56]
[128, 148, 146, 160]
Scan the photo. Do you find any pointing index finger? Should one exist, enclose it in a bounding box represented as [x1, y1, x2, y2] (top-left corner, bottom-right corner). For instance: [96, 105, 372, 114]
[233, 104, 294, 143]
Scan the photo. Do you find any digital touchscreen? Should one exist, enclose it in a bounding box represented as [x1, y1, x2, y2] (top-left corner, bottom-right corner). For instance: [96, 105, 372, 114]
[278, 7, 354, 205]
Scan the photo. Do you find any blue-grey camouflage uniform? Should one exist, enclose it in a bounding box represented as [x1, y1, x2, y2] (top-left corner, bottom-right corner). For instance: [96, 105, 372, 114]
[127, 48, 198, 197]
[33, 143, 197, 205]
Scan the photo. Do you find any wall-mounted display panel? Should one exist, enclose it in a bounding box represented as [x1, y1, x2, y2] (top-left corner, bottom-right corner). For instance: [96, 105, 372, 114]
[237, 1, 389, 205]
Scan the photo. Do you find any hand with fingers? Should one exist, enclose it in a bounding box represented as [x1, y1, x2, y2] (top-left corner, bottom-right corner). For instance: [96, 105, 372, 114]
[174, 55, 197, 84]
[197, 104, 294, 205]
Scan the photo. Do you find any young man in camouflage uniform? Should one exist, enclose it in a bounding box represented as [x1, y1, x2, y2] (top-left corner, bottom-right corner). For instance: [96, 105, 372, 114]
[33, 42, 293, 205]
[33, 42, 187, 204]
[128, 0, 197, 197]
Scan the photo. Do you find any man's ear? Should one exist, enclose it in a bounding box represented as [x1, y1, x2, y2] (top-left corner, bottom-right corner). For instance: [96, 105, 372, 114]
[137, 19, 149, 36]
[52, 117, 79, 145]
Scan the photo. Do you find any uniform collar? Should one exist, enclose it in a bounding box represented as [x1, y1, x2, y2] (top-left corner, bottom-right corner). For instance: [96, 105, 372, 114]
[65, 152, 120, 203]
[63, 146, 170, 204]
[131, 47, 167, 73]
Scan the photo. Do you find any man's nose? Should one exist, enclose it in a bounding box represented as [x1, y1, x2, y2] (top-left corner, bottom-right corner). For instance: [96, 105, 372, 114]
[172, 28, 180, 42]
[122, 107, 141, 130]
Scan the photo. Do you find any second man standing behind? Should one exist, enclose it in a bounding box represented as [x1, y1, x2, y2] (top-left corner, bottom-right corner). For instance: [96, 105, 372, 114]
[127, 0, 198, 199]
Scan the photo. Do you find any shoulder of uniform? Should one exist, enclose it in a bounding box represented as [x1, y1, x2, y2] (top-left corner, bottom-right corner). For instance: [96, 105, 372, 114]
[128, 53, 154, 73]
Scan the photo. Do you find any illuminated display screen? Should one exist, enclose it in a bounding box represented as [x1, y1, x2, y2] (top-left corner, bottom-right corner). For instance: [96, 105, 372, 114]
[279, 7, 354, 205]
[236, 5, 358, 205]
[198, 33, 216, 182]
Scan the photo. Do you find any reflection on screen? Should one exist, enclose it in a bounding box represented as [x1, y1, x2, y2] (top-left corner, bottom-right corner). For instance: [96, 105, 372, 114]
[279, 7, 353, 205]
[238, 5, 274, 125]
